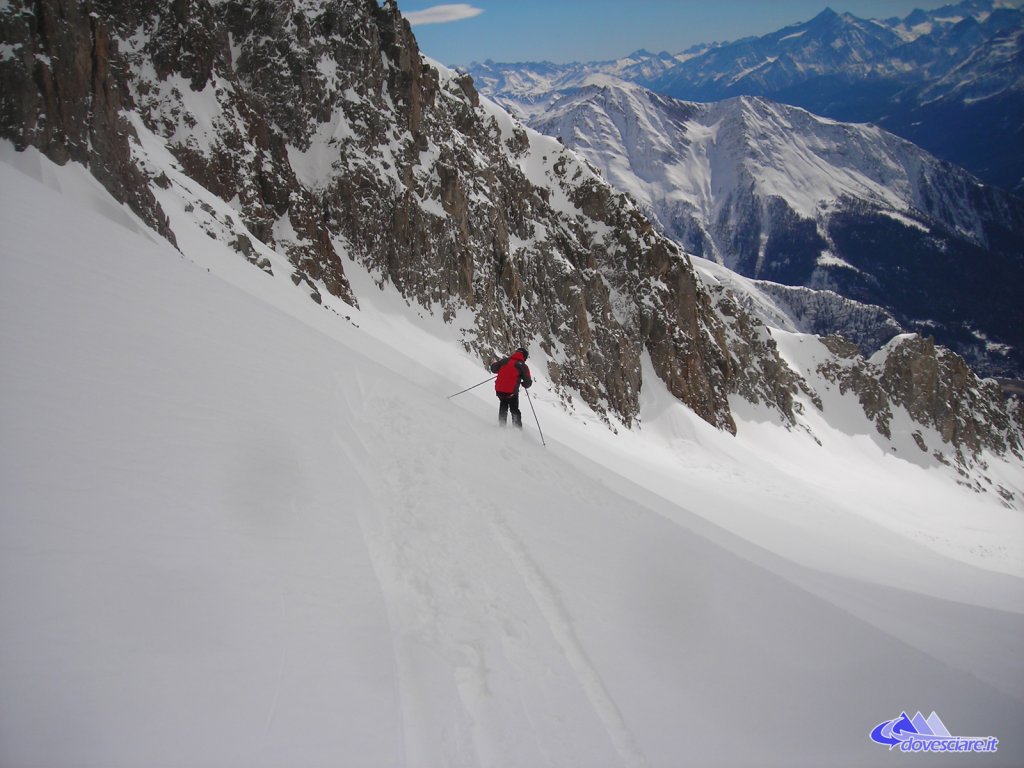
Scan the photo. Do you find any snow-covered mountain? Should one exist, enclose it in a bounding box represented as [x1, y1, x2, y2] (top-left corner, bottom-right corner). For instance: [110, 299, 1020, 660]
[522, 78, 1024, 378]
[464, 45, 714, 121]
[465, 0, 1024, 192]
[2, 1, 1024, 763]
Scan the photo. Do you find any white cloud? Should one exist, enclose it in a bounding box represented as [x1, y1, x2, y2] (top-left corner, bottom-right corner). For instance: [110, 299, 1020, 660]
[404, 3, 484, 26]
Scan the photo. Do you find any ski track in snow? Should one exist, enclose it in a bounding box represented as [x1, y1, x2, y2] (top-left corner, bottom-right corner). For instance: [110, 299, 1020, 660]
[339, 366, 647, 765]
[342, 380, 501, 765]
[490, 513, 648, 768]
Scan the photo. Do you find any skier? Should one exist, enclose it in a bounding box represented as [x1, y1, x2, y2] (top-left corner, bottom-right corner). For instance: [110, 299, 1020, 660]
[489, 347, 532, 427]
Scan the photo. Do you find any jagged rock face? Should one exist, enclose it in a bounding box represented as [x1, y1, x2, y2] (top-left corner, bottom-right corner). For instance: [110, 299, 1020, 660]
[0, 0, 804, 431]
[121, 0, 356, 304]
[0, 0, 174, 243]
[818, 335, 1024, 463]
[705, 283, 804, 423]
[877, 337, 1023, 459]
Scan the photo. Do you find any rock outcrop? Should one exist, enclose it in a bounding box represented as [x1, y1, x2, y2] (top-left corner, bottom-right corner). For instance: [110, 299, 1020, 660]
[818, 334, 1024, 477]
[0, 0, 174, 242]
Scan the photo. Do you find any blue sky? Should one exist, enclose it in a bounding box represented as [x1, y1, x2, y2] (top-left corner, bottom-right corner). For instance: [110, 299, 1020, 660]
[400, 0, 958, 65]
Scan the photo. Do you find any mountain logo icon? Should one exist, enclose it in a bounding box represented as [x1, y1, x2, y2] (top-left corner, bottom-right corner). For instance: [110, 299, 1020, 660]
[869, 711, 998, 753]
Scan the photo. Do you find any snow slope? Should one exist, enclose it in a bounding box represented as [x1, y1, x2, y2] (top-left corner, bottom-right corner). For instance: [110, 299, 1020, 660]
[2, 146, 1024, 766]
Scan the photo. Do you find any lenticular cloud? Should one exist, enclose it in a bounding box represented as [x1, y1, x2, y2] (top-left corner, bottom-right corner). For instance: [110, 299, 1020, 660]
[405, 3, 483, 25]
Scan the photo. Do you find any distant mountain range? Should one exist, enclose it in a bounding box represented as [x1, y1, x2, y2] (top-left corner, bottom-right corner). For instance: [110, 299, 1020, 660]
[462, 1, 1024, 377]
[465, 0, 1024, 194]
[524, 79, 1024, 377]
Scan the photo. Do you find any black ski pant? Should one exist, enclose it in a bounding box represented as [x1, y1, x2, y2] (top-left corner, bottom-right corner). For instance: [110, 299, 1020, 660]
[497, 391, 522, 427]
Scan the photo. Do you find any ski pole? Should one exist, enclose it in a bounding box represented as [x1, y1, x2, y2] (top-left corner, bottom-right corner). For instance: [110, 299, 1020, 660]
[447, 376, 496, 399]
[524, 388, 547, 447]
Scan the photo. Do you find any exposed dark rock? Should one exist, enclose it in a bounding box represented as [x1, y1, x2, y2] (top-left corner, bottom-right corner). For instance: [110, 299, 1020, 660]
[0, 0, 175, 243]
[818, 334, 1024, 463]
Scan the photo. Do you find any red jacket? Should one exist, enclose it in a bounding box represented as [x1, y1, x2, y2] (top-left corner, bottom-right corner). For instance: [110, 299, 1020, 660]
[492, 351, 532, 394]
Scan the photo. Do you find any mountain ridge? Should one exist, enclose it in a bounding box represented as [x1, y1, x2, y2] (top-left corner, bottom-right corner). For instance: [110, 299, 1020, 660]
[465, 0, 1024, 192]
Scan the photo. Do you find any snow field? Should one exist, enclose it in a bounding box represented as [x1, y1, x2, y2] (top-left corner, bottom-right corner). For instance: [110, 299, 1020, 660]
[2, 145, 1023, 766]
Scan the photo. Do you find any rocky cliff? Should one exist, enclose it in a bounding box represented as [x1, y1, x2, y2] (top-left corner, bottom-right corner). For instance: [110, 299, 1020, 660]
[815, 334, 1024, 496]
[0, 0, 174, 242]
[0, 0, 807, 431]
